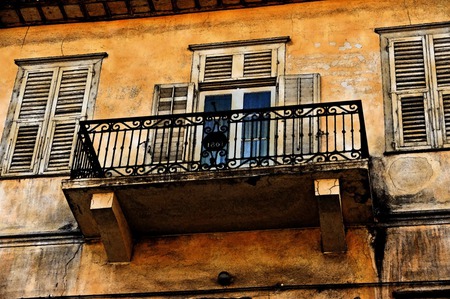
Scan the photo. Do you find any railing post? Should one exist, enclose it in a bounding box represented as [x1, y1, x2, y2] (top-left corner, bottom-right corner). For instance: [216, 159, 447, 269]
[356, 100, 369, 158]
[71, 122, 105, 178]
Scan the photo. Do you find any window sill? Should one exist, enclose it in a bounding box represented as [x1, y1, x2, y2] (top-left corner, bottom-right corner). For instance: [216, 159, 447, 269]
[0, 172, 70, 180]
[384, 146, 450, 156]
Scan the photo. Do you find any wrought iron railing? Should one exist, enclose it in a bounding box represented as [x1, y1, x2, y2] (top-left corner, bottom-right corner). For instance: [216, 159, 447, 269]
[70, 100, 369, 179]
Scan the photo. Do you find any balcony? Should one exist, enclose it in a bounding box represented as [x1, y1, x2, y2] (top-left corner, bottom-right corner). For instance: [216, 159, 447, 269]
[62, 100, 373, 261]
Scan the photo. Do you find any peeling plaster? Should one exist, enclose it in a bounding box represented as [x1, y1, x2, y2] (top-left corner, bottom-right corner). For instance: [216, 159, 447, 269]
[314, 179, 340, 196]
[339, 42, 352, 51]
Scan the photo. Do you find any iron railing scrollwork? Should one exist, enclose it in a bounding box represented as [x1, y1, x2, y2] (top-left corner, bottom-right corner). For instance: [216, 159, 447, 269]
[71, 100, 369, 179]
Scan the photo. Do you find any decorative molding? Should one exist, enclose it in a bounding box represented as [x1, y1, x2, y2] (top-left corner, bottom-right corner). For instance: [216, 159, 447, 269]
[188, 36, 291, 51]
[374, 21, 450, 34]
[15, 52, 108, 66]
[0, 231, 84, 248]
[199, 77, 277, 91]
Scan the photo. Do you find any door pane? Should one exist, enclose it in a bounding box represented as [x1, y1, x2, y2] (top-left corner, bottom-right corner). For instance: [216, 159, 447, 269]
[201, 95, 232, 167]
[242, 92, 271, 158]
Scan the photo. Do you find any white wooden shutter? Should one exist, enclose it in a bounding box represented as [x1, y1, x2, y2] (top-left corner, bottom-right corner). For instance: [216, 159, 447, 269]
[279, 74, 320, 106]
[432, 35, 450, 143]
[151, 83, 194, 163]
[243, 51, 273, 78]
[204, 55, 233, 81]
[42, 66, 93, 173]
[278, 74, 320, 155]
[4, 69, 57, 174]
[433, 35, 450, 88]
[201, 50, 276, 82]
[389, 37, 432, 148]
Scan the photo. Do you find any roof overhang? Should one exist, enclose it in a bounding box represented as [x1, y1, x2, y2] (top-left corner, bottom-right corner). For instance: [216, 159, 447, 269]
[1, 0, 319, 28]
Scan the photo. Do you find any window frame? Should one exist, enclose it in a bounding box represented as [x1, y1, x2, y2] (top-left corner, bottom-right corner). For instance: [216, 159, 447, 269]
[375, 22, 450, 153]
[0, 53, 107, 177]
[189, 36, 290, 99]
[197, 86, 277, 162]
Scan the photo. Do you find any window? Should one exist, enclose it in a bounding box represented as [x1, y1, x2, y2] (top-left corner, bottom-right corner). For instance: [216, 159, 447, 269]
[376, 22, 450, 152]
[151, 37, 320, 167]
[1, 53, 107, 176]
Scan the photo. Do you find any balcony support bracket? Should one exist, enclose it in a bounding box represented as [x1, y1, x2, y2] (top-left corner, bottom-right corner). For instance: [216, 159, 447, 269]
[314, 179, 347, 253]
[90, 192, 133, 262]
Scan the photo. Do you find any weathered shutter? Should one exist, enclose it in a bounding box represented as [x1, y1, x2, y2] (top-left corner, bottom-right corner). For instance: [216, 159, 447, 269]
[151, 83, 194, 163]
[203, 50, 275, 82]
[4, 69, 57, 174]
[441, 93, 450, 141]
[433, 35, 450, 87]
[204, 55, 233, 81]
[43, 66, 92, 172]
[243, 51, 273, 78]
[279, 74, 320, 155]
[279, 74, 320, 106]
[389, 37, 432, 148]
[7, 123, 43, 173]
[433, 35, 450, 143]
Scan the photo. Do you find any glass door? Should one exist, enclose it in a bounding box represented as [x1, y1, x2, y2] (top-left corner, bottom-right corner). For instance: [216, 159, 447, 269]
[198, 87, 275, 168]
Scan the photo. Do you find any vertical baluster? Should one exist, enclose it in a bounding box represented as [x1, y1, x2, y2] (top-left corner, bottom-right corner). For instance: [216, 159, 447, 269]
[111, 125, 119, 169]
[325, 109, 329, 157]
[126, 127, 135, 169]
[142, 126, 151, 167]
[134, 121, 143, 167]
[351, 112, 355, 152]
[342, 113, 346, 153]
[333, 112, 337, 153]
[118, 128, 127, 169]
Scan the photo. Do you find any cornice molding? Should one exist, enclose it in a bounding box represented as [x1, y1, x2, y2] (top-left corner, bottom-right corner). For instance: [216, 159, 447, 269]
[15, 52, 108, 66]
[375, 21, 450, 35]
[188, 36, 291, 51]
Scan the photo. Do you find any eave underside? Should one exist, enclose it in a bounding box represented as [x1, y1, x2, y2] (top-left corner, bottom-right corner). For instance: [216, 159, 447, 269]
[0, 0, 318, 28]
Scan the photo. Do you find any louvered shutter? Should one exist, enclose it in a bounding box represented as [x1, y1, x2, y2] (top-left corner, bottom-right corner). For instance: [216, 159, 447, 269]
[432, 35, 450, 143]
[433, 35, 450, 87]
[150, 83, 194, 163]
[42, 66, 93, 173]
[202, 50, 275, 82]
[4, 69, 57, 174]
[279, 74, 320, 155]
[243, 51, 273, 78]
[389, 37, 433, 148]
[204, 55, 233, 81]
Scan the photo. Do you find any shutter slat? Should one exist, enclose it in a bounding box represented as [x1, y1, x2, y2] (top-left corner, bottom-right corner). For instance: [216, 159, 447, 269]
[204, 55, 233, 81]
[18, 71, 54, 120]
[54, 68, 89, 116]
[434, 36, 450, 87]
[393, 40, 427, 90]
[442, 94, 450, 140]
[9, 124, 40, 173]
[400, 95, 428, 144]
[243, 51, 272, 77]
[46, 122, 77, 171]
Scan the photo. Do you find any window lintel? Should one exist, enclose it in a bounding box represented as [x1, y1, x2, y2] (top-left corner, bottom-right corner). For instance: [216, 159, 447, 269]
[188, 36, 290, 52]
[374, 21, 450, 35]
[15, 52, 108, 67]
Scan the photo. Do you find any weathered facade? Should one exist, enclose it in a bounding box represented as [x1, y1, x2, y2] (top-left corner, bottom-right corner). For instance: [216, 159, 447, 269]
[0, 0, 449, 298]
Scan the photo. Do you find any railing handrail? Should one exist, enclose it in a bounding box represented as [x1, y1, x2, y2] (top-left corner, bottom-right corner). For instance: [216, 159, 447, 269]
[72, 100, 368, 179]
[79, 100, 365, 126]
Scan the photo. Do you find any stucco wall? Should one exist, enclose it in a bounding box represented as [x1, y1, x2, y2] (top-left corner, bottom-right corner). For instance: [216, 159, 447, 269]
[0, 228, 377, 298]
[0, 1, 449, 223]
